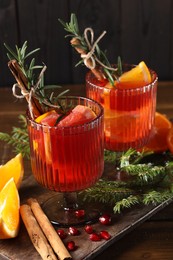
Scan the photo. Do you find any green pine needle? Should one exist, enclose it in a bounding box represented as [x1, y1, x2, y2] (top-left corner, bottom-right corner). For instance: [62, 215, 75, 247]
[113, 195, 140, 213]
[83, 149, 173, 213]
[0, 115, 30, 159]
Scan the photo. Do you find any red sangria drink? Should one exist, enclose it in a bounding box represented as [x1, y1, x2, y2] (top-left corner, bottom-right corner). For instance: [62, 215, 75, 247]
[27, 96, 104, 226]
[86, 62, 158, 151]
[59, 14, 158, 152]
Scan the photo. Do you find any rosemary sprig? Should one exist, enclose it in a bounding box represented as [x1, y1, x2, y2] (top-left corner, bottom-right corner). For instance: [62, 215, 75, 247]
[59, 13, 122, 86]
[4, 41, 42, 88]
[4, 41, 69, 115]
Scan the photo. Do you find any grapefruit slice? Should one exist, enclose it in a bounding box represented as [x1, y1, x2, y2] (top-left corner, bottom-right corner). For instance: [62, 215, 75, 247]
[35, 110, 59, 126]
[58, 105, 96, 127]
[35, 105, 96, 127]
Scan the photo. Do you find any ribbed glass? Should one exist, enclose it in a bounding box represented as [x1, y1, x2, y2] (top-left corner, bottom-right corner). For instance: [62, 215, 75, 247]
[86, 66, 158, 151]
[27, 97, 104, 192]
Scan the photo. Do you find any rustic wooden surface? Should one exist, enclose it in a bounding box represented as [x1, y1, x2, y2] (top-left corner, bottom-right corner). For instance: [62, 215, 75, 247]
[0, 0, 173, 87]
[0, 83, 173, 260]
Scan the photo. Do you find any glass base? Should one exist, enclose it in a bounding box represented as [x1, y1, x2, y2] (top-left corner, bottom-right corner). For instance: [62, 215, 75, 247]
[42, 193, 102, 227]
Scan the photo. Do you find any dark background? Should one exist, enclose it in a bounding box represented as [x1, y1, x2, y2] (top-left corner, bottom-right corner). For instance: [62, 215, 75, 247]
[0, 0, 173, 87]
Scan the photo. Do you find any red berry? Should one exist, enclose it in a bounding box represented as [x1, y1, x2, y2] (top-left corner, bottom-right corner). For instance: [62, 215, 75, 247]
[75, 209, 85, 218]
[67, 241, 76, 251]
[100, 230, 111, 240]
[68, 226, 80, 236]
[99, 214, 111, 225]
[57, 229, 67, 239]
[84, 225, 93, 234]
[89, 233, 101, 241]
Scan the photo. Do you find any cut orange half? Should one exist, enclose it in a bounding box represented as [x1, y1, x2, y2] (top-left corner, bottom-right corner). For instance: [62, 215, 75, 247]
[0, 178, 20, 239]
[0, 153, 24, 191]
[167, 123, 173, 154]
[142, 112, 172, 153]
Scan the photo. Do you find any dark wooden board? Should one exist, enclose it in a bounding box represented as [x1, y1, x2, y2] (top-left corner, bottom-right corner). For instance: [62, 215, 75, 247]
[0, 176, 173, 260]
[0, 157, 173, 260]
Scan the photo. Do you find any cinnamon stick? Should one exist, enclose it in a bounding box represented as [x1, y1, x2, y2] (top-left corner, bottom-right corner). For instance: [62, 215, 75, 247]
[71, 38, 104, 81]
[8, 59, 43, 117]
[20, 204, 58, 260]
[28, 198, 72, 260]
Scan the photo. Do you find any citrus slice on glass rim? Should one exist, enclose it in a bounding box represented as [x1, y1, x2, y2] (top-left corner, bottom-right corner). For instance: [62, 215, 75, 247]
[105, 61, 152, 89]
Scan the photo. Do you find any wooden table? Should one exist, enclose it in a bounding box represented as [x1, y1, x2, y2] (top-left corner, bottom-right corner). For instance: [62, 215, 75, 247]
[0, 83, 173, 260]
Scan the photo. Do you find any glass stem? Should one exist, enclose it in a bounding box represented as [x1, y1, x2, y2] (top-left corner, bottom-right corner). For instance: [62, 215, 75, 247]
[63, 192, 79, 211]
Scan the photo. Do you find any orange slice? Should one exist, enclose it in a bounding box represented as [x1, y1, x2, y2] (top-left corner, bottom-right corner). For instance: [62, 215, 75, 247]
[105, 61, 152, 89]
[117, 61, 152, 89]
[0, 178, 20, 239]
[167, 123, 173, 154]
[142, 112, 172, 153]
[0, 153, 24, 191]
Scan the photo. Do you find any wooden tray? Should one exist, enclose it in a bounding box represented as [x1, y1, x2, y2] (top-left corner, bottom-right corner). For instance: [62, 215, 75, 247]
[0, 158, 173, 260]
[0, 175, 173, 260]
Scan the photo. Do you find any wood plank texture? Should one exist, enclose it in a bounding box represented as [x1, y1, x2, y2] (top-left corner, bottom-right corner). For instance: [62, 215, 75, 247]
[0, 0, 173, 87]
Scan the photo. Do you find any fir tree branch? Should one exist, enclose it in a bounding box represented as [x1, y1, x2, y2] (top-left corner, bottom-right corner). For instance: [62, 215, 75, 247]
[113, 195, 140, 213]
[83, 149, 173, 213]
[0, 115, 30, 158]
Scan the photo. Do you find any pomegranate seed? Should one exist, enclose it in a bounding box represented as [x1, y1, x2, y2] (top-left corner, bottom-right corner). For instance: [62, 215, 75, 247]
[75, 209, 85, 218]
[99, 214, 111, 225]
[67, 241, 76, 251]
[84, 225, 93, 234]
[68, 226, 80, 236]
[57, 229, 67, 239]
[89, 232, 101, 241]
[100, 230, 111, 240]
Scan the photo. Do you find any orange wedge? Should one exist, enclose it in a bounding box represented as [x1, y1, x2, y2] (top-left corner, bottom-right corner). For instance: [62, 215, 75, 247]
[0, 153, 24, 191]
[167, 123, 173, 154]
[105, 61, 152, 89]
[0, 178, 20, 239]
[117, 61, 152, 89]
[142, 112, 172, 153]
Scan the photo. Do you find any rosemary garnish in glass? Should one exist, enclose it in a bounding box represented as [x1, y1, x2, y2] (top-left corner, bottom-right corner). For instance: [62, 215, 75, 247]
[59, 13, 122, 86]
[4, 41, 69, 117]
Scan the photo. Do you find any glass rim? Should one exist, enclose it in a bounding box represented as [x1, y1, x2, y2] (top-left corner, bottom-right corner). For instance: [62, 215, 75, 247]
[26, 96, 104, 130]
[86, 64, 158, 91]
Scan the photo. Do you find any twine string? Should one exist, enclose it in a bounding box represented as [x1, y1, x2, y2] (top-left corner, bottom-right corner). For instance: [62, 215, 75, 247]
[12, 83, 35, 119]
[82, 27, 118, 72]
[12, 83, 29, 99]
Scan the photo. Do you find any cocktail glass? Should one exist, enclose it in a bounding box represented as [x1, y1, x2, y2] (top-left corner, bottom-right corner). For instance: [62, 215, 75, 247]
[27, 96, 104, 226]
[86, 65, 158, 151]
